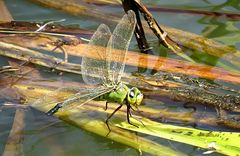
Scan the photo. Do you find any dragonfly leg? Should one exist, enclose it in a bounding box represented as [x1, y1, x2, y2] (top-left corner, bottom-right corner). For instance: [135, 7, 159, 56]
[129, 106, 145, 126]
[46, 103, 62, 116]
[126, 105, 138, 128]
[105, 102, 109, 111]
[130, 107, 145, 127]
[131, 106, 142, 113]
[105, 104, 123, 134]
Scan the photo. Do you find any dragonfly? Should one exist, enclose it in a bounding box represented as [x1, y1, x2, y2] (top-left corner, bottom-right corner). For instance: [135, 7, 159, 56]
[32, 10, 143, 130]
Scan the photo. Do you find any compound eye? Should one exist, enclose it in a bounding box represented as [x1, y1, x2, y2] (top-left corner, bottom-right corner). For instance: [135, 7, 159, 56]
[129, 90, 135, 98]
[137, 93, 143, 99]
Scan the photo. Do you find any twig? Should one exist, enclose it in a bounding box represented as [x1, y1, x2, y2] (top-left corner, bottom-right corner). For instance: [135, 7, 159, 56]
[2, 109, 25, 156]
[122, 0, 197, 62]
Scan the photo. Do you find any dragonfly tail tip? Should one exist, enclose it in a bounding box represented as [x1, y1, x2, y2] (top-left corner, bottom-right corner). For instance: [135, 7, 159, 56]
[46, 103, 62, 116]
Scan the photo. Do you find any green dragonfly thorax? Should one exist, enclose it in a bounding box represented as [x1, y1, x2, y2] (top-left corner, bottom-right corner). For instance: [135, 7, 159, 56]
[100, 83, 143, 106]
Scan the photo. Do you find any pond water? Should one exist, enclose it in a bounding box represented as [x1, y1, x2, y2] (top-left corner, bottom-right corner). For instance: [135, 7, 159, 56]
[1, 0, 239, 156]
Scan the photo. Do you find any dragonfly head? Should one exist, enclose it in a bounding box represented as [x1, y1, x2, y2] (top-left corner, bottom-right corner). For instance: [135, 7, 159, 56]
[127, 87, 143, 106]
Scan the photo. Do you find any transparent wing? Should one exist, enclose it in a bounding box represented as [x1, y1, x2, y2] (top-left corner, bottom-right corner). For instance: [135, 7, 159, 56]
[106, 10, 136, 84]
[81, 24, 111, 85]
[31, 86, 114, 112]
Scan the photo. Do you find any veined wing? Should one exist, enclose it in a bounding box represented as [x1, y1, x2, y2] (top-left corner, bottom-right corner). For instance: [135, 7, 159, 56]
[32, 86, 114, 112]
[81, 24, 111, 85]
[106, 10, 136, 84]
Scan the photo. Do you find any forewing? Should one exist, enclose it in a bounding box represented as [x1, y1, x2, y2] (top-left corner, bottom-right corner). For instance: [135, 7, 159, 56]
[60, 86, 113, 111]
[31, 86, 114, 112]
[106, 10, 136, 84]
[31, 87, 80, 110]
[81, 24, 111, 85]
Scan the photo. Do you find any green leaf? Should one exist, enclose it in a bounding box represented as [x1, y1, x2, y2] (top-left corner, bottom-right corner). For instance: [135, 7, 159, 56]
[116, 118, 240, 156]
